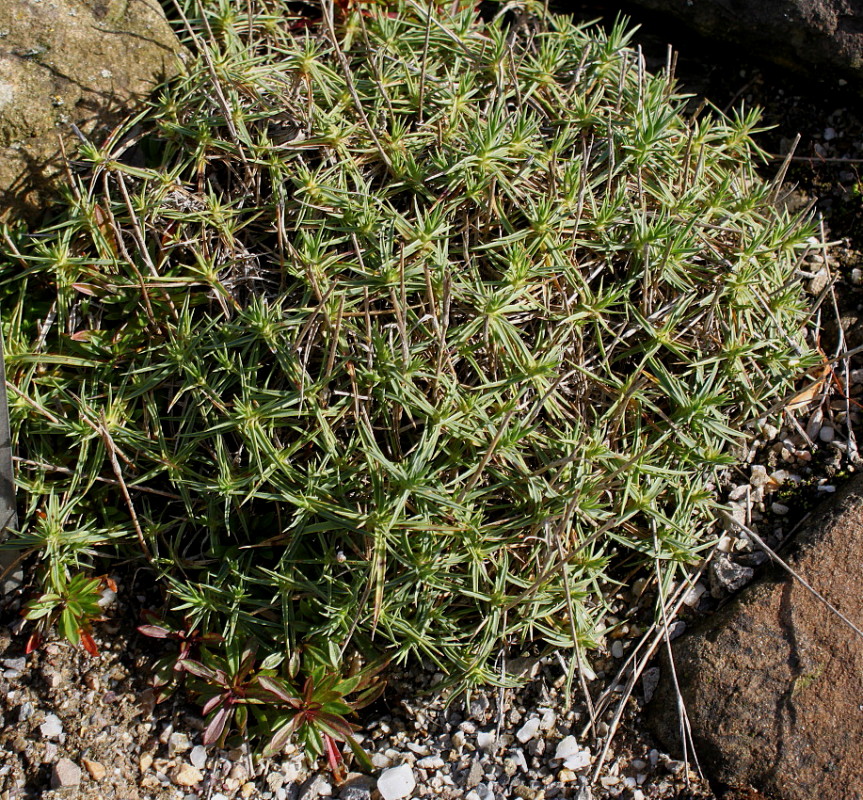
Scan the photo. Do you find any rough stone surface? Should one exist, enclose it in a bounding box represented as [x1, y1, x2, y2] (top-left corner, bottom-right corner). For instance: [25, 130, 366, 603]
[50, 757, 81, 789]
[646, 474, 863, 799]
[0, 0, 183, 223]
[622, 0, 863, 86]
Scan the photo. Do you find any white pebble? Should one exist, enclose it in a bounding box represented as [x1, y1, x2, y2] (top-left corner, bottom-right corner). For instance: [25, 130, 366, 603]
[611, 640, 624, 659]
[476, 732, 496, 753]
[169, 732, 191, 755]
[40, 714, 63, 739]
[819, 425, 835, 443]
[516, 717, 541, 743]
[818, 484, 837, 493]
[189, 746, 207, 770]
[377, 764, 416, 800]
[749, 464, 768, 487]
[682, 582, 706, 607]
[98, 588, 117, 607]
[554, 735, 582, 761]
[511, 748, 528, 771]
[728, 484, 749, 501]
[539, 708, 556, 730]
[371, 753, 393, 769]
[563, 749, 592, 770]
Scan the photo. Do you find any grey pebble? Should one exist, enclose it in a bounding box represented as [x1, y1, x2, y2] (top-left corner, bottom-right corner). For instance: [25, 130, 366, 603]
[642, 667, 661, 704]
[2, 657, 26, 672]
[189, 744, 207, 769]
[710, 555, 754, 596]
[475, 784, 495, 800]
[667, 620, 686, 640]
[466, 759, 485, 788]
[468, 694, 490, 719]
[338, 774, 375, 800]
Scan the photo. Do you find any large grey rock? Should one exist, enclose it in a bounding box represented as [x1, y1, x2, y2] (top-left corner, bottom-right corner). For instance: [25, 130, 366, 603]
[624, 0, 863, 86]
[646, 474, 863, 799]
[0, 0, 184, 223]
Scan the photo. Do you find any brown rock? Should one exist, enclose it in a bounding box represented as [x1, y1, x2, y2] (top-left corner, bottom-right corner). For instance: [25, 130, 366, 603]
[81, 757, 106, 781]
[646, 474, 863, 799]
[0, 0, 184, 224]
[620, 0, 863, 87]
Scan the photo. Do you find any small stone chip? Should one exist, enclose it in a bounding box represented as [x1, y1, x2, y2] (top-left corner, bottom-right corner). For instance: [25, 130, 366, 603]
[2, 657, 26, 672]
[515, 717, 540, 743]
[377, 764, 416, 800]
[51, 758, 82, 789]
[190, 745, 207, 770]
[171, 764, 204, 787]
[82, 758, 106, 781]
[40, 714, 63, 739]
[466, 759, 484, 788]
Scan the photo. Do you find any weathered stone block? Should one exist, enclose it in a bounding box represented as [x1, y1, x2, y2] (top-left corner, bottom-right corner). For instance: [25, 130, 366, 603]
[0, 0, 184, 223]
[646, 474, 863, 798]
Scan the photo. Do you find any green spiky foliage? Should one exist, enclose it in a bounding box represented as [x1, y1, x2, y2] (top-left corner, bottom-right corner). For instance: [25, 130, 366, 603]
[1, 0, 818, 691]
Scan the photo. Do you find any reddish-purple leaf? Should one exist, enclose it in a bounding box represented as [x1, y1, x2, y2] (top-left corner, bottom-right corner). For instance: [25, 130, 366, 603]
[202, 706, 231, 746]
[323, 733, 346, 783]
[314, 713, 357, 741]
[257, 676, 296, 704]
[202, 693, 224, 716]
[137, 624, 172, 639]
[181, 659, 216, 680]
[262, 716, 303, 758]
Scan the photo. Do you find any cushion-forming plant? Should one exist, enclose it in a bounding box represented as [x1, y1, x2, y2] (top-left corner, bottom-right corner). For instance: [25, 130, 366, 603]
[2, 0, 819, 690]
